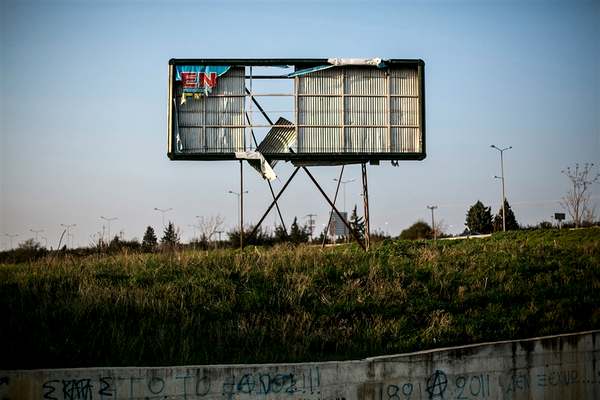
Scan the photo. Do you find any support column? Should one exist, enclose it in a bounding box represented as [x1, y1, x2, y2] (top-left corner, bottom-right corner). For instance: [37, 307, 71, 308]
[361, 163, 370, 251]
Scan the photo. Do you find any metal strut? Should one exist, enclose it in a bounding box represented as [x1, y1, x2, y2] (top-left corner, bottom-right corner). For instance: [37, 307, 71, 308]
[322, 165, 345, 248]
[361, 163, 370, 251]
[245, 111, 287, 233]
[245, 167, 301, 243]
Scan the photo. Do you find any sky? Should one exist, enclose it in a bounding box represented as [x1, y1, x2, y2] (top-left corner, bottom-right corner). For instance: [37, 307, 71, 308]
[1, 0, 599, 249]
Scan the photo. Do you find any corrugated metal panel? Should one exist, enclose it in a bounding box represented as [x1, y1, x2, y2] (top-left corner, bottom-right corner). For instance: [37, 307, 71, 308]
[390, 68, 418, 96]
[391, 128, 421, 153]
[258, 117, 296, 155]
[175, 67, 245, 153]
[298, 68, 341, 94]
[297, 66, 420, 154]
[344, 67, 386, 95]
[390, 97, 419, 126]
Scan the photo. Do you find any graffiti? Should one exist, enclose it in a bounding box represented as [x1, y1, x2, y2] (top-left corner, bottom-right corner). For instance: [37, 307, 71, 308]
[221, 367, 321, 398]
[425, 370, 447, 399]
[36, 367, 321, 400]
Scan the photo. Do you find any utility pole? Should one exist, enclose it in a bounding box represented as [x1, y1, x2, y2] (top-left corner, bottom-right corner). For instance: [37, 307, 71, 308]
[427, 205, 438, 240]
[100, 216, 118, 243]
[30, 229, 44, 243]
[154, 208, 173, 228]
[4, 233, 18, 250]
[491, 145, 512, 232]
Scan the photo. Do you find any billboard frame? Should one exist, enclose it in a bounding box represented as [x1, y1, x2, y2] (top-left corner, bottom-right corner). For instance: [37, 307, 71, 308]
[167, 58, 426, 163]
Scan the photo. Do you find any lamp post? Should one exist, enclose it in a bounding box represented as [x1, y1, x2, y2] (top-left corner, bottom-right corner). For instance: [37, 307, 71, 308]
[154, 208, 173, 228]
[333, 178, 355, 212]
[228, 190, 248, 248]
[4, 233, 18, 250]
[60, 224, 76, 249]
[490, 145, 512, 232]
[100, 216, 118, 243]
[427, 205, 438, 240]
[30, 229, 44, 243]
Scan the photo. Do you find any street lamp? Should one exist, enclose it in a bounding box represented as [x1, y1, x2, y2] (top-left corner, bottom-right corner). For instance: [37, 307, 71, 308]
[427, 205, 438, 240]
[60, 224, 76, 249]
[490, 144, 512, 232]
[4, 233, 18, 250]
[100, 216, 118, 242]
[154, 208, 173, 228]
[30, 229, 44, 243]
[333, 178, 355, 212]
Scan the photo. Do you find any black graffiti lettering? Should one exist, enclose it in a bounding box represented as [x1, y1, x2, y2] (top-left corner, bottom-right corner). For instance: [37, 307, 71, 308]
[175, 374, 192, 399]
[237, 374, 256, 394]
[426, 370, 447, 399]
[43, 380, 60, 400]
[401, 383, 413, 399]
[285, 374, 298, 394]
[257, 373, 271, 394]
[387, 384, 400, 400]
[99, 377, 113, 398]
[469, 375, 482, 397]
[0, 377, 9, 386]
[271, 374, 285, 393]
[62, 379, 93, 400]
[455, 376, 467, 400]
[222, 375, 236, 397]
[195, 375, 210, 396]
[147, 377, 165, 395]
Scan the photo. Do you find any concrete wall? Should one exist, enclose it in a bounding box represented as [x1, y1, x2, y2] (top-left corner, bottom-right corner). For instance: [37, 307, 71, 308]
[1, 330, 598, 400]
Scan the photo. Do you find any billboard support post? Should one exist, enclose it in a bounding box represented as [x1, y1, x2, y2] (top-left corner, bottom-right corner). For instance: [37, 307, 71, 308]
[361, 164, 370, 251]
[240, 160, 244, 250]
[302, 167, 366, 251]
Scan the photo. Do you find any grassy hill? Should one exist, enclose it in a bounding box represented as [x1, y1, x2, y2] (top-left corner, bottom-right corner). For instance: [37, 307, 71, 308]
[1, 228, 599, 369]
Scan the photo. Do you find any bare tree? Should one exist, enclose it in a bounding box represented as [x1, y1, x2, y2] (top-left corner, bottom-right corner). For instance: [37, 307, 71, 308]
[561, 163, 600, 227]
[433, 218, 448, 239]
[197, 215, 225, 242]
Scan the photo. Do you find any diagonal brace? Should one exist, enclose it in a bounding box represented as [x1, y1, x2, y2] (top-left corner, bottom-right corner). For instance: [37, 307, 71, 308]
[245, 167, 300, 244]
[302, 167, 366, 250]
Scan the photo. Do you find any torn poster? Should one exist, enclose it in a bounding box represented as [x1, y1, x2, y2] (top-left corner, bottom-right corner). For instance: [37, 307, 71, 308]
[235, 151, 277, 182]
[175, 65, 231, 96]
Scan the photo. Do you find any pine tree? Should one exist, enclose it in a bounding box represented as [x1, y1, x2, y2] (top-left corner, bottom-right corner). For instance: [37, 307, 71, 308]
[161, 222, 180, 248]
[349, 205, 365, 238]
[465, 201, 493, 234]
[289, 217, 309, 244]
[493, 199, 519, 232]
[142, 226, 158, 252]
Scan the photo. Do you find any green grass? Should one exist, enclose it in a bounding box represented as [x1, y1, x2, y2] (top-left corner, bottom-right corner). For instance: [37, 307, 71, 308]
[1, 228, 599, 369]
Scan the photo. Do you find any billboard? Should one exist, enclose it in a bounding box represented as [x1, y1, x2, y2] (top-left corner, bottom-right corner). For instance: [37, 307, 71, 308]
[168, 58, 425, 165]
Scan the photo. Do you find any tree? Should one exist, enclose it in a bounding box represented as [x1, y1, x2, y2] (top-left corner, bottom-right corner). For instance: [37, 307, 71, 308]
[493, 199, 519, 232]
[161, 221, 180, 249]
[465, 201, 493, 234]
[274, 225, 288, 243]
[561, 163, 599, 227]
[142, 226, 158, 252]
[196, 215, 225, 242]
[349, 205, 365, 239]
[399, 221, 432, 240]
[289, 217, 310, 244]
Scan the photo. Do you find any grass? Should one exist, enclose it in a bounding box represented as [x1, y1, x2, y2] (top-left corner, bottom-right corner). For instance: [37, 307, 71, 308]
[1, 228, 599, 369]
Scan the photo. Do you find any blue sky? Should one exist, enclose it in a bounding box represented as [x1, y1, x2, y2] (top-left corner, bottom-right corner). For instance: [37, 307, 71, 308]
[1, 0, 599, 248]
